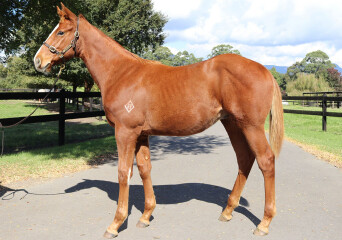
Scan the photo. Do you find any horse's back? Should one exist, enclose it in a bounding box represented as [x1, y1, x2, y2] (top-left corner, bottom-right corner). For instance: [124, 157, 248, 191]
[140, 54, 273, 135]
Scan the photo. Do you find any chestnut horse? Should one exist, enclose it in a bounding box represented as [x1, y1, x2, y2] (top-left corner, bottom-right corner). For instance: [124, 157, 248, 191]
[34, 4, 284, 238]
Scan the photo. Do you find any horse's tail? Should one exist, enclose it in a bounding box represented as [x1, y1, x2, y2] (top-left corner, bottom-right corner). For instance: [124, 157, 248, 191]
[269, 76, 284, 159]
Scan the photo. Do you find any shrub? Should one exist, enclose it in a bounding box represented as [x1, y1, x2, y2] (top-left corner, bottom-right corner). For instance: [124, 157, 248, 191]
[286, 73, 333, 96]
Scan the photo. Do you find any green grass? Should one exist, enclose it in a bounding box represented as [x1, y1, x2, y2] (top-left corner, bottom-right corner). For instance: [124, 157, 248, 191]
[266, 104, 342, 163]
[0, 100, 53, 118]
[0, 136, 117, 184]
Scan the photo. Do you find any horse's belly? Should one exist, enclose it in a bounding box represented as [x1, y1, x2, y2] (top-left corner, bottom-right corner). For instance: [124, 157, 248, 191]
[148, 107, 226, 136]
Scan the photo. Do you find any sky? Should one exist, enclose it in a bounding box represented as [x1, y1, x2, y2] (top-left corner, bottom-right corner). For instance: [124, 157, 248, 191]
[153, 0, 342, 67]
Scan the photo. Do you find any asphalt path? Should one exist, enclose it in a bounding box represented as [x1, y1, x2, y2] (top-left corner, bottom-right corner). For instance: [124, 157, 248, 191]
[0, 122, 341, 240]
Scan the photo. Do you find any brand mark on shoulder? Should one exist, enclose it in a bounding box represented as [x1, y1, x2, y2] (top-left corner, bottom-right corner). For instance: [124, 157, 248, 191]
[125, 100, 134, 113]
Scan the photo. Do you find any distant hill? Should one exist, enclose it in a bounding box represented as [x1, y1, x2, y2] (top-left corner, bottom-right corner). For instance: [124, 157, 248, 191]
[265, 64, 342, 74]
[264, 65, 288, 74]
[334, 64, 342, 73]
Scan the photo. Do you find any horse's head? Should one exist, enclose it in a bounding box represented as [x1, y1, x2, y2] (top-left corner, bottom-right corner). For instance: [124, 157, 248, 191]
[34, 3, 79, 74]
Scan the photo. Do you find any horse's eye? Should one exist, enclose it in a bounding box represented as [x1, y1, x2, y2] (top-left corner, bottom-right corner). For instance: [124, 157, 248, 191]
[57, 31, 64, 36]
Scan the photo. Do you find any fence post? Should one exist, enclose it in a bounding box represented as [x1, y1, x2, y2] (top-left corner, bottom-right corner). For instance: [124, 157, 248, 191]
[90, 97, 93, 112]
[59, 89, 65, 145]
[99, 97, 103, 120]
[322, 94, 327, 132]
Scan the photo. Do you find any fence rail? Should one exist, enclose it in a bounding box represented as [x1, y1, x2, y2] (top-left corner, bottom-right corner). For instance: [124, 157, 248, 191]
[0, 90, 105, 146]
[282, 95, 342, 131]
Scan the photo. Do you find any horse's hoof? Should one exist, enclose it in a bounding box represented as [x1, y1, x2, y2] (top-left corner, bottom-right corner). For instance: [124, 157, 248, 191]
[103, 230, 118, 239]
[218, 213, 232, 222]
[253, 227, 268, 236]
[136, 220, 149, 228]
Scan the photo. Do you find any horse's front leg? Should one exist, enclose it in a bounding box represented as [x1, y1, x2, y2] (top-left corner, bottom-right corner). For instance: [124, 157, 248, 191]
[104, 126, 138, 239]
[135, 135, 156, 228]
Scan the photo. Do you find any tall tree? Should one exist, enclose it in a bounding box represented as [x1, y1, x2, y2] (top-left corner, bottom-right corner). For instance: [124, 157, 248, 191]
[286, 50, 335, 80]
[0, 0, 27, 60]
[207, 44, 241, 59]
[172, 51, 203, 66]
[142, 46, 203, 66]
[142, 46, 173, 65]
[269, 67, 286, 90]
[1, 0, 167, 90]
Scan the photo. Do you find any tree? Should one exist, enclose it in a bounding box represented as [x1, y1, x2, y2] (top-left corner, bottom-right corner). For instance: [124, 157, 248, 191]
[142, 46, 173, 65]
[286, 61, 303, 79]
[326, 68, 342, 90]
[269, 67, 286, 90]
[0, 56, 69, 89]
[172, 51, 203, 66]
[0, 63, 8, 78]
[303, 50, 334, 74]
[142, 46, 203, 66]
[286, 50, 335, 80]
[1, 0, 167, 90]
[207, 44, 241, 59]
[0, 0, 27, 59]
[95, 0, 167, 55]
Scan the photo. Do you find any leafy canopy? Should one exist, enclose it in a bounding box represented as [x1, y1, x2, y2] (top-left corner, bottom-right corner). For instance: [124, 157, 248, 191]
[286, 50, 335, 79]
[141, 46, 203, 66]
[1, 0, 167, 90]
[207, 44, 241, 58]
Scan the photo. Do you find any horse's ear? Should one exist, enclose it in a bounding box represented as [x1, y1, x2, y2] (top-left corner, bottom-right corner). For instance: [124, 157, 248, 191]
[57, 6, 64, 17]
[59, 2, 76, 21]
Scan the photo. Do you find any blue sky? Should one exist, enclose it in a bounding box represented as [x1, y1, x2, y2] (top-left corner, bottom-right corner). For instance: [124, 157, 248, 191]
[153, 0, 342, 67]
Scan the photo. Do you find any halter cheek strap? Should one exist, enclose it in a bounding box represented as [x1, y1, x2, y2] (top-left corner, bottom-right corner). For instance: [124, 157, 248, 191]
[43, 17, 80, 60]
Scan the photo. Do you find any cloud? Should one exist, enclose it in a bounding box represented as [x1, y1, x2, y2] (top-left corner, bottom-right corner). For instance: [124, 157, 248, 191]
[153, 0, 203, 19]
[154, 0, 342, 66]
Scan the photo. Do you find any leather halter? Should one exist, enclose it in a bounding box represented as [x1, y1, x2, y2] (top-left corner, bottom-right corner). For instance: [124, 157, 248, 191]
[43, 17, 80, 60]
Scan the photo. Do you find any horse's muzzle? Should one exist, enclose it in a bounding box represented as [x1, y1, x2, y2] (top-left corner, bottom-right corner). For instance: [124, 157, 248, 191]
[34, 57, 51, 74]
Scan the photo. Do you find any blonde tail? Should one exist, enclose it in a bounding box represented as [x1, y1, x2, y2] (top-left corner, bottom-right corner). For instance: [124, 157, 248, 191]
[269, 77, 284, 159]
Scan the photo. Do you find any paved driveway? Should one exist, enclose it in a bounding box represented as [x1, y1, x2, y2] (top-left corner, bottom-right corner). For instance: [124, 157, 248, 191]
[0, 123, 341, 240]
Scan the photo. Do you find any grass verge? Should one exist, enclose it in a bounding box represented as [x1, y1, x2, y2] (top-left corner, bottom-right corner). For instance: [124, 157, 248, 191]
[0, 136, 117, 185]
[266, 107, 342, 167]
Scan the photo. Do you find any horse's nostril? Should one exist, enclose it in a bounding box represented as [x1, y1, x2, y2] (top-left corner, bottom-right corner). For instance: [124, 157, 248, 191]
[35, 57, 41, 67]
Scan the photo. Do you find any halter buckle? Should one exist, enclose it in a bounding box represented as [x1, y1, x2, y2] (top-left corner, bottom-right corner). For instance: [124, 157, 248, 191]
[49, 46, 57, 53]
[74, 31, 79, 38]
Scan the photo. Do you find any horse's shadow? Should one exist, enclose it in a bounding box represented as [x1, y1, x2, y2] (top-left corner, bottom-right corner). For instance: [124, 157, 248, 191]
[64, 179, 260, 232]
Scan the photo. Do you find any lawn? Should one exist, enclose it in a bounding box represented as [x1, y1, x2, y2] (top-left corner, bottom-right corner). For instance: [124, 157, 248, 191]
[0, 100, 54, 118]
[0, 136, 117, 184]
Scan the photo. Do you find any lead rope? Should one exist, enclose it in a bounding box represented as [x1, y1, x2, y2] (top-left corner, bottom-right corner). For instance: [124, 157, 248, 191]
[0, 64, 65, 157]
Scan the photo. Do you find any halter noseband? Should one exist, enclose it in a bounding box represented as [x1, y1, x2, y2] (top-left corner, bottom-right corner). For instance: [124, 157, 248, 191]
[43, 17, 80, 60]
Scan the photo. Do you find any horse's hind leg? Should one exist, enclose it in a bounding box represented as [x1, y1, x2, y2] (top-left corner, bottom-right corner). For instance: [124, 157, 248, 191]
[242, 125, 276, 236]
[135, 135, 156, 228]
[219, 119, 255, 222]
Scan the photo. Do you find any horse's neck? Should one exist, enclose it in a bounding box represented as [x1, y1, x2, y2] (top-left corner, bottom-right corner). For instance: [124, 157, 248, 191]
[77, 18, 139, 91]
